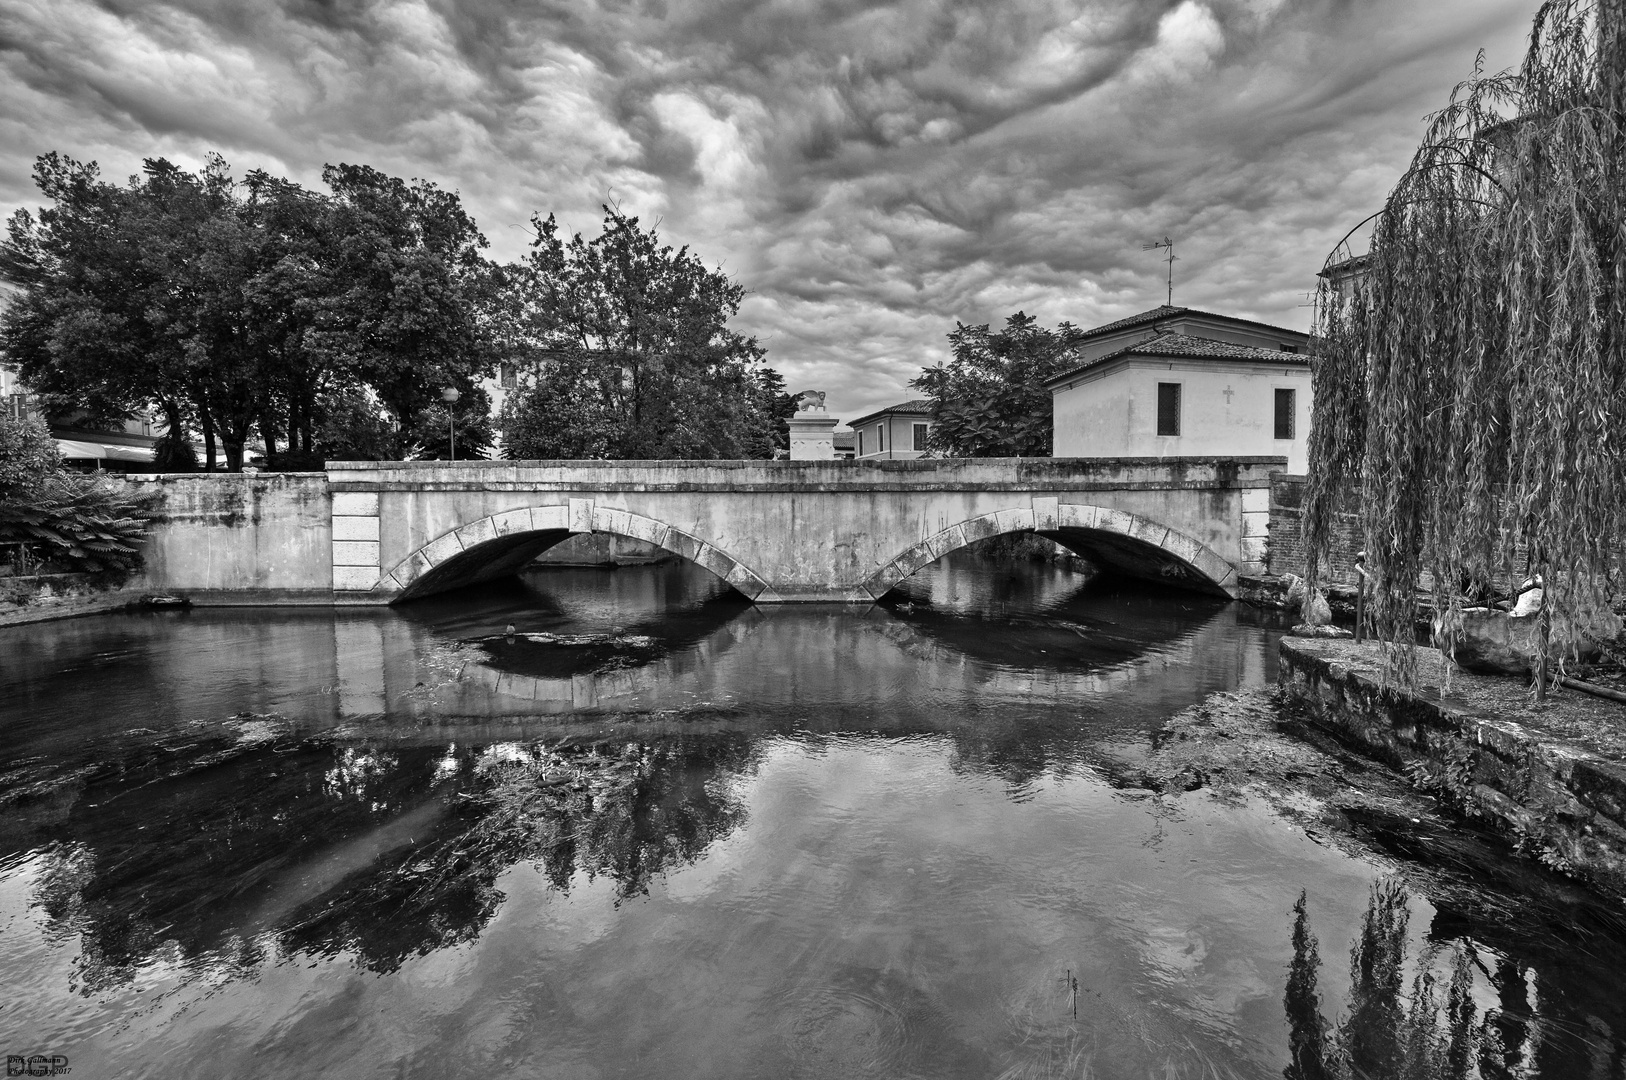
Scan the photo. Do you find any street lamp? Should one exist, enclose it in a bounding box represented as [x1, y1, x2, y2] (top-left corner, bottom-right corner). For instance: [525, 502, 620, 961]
[441, 387, 461, 460]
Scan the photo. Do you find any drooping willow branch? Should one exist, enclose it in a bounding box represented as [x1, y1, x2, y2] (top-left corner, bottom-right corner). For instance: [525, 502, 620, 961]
[1304, 0, 1626, 688]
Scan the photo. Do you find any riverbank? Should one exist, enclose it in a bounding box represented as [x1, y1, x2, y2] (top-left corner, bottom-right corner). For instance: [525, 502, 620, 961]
[1278, 637, 1626, 902]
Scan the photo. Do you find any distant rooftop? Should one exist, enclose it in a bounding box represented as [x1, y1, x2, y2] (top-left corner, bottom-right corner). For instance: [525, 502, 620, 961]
[1070, 304, 1305, 342]
[847, 397, 934, 428]
[1044, 332, 1310, 387]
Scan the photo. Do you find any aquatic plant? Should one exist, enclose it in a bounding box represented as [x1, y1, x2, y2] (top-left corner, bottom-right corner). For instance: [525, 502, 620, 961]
[1304, 0, 1626, 687]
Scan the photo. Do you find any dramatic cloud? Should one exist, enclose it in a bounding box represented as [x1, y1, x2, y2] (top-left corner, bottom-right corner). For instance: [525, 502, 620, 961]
[0, 0, 1534, 420]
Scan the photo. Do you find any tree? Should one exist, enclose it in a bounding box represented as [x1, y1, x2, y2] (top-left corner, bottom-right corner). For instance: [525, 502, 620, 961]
[0, 154, 500, 471]
[910, 312, 1076, 457]
[500, 207, 779, 459]
[1305, 0, 1626, 686]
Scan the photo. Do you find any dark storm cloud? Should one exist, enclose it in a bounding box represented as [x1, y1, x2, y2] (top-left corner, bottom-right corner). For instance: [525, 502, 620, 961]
[0, 0, 1535, 418]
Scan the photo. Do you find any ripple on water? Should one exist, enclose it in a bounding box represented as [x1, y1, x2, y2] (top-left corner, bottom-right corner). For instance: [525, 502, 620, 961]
[769, 983, 919, 1078]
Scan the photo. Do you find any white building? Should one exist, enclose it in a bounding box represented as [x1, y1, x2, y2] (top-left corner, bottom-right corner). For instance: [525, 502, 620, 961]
[846, 399, 934, 460]
[1044, 306, 1313, 471]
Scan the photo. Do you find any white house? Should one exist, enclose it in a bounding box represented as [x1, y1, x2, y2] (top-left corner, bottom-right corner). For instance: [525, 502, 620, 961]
[846, 399, 934, 460]
[1044, 305, 1314, 471]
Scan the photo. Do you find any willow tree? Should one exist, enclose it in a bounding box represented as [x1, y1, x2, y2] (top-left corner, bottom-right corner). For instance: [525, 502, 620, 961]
[1305, 0, 1626, 687]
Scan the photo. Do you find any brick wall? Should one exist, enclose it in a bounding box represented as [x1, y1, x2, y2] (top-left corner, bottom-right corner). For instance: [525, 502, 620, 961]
[1266, 473, 1363, 584]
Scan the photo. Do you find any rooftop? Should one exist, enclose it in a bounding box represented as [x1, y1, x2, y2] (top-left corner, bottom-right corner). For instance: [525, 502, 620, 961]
[1070, 304, 1306, 342]
[847, 397, 934, 428]
[1044, 332, 1310, 387]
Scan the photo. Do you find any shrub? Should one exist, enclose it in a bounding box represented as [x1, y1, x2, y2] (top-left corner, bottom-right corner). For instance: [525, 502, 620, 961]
[0, 473, 158, 574]
[0, 415, 61, 500]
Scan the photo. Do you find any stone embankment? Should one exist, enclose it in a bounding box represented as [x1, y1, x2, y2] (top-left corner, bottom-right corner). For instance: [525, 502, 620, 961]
[1279, 637, 1626, 901]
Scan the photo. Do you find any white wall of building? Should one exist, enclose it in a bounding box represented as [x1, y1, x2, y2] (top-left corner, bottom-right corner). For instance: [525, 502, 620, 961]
[1051, 357, 1312, 471]
[853, 413, 932, 460]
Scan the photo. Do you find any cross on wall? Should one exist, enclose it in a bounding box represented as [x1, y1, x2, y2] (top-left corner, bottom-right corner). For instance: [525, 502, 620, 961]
[1222, 385, 1234, 405]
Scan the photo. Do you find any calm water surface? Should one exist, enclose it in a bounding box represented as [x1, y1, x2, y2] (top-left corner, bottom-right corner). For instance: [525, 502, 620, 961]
[3, 556, 1625, 1079]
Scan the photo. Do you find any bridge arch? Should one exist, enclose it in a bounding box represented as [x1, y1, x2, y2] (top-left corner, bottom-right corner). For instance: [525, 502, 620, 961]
[379, 504, 776, 604]
[861, 503, 1238, 600]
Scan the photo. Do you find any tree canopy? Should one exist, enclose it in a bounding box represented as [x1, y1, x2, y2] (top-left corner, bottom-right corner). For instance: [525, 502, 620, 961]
[498, 207, 786, 460]
[910, 312, 1076, 457]
[1305, 0, 1626, 683]
[0, 154, 498, 470]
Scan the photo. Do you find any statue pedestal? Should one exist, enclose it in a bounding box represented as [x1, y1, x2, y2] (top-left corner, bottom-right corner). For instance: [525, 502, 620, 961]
[788, 411, 839, 460]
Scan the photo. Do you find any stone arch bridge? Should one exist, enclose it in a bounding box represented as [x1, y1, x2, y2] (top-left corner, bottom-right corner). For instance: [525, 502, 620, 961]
[304, 458, 1278, 604]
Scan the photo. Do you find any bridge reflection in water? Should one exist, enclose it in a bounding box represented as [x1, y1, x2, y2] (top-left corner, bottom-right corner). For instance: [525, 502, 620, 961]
[3, 558, 1625, 1079]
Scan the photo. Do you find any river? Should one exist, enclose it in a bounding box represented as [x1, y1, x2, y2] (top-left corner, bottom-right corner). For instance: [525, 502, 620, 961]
[3, 555, 1625, 1078]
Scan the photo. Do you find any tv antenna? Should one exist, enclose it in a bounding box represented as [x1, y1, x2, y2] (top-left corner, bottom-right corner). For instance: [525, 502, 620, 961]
[1144, 237, 1177, 306]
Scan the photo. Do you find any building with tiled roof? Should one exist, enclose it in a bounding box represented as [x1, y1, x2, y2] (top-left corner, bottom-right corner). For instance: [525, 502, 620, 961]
[1044, 306, 1314, 471]
[845, 398, 934, 460]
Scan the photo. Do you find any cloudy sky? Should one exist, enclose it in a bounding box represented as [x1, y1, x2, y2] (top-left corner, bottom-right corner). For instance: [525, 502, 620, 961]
[0, 0, 1534, 421]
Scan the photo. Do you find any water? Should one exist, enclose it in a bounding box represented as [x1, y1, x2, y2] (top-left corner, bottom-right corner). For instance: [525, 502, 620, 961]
[3, 555, 1625, 1078]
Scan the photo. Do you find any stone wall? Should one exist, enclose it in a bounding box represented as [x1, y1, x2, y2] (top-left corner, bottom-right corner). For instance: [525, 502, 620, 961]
[1280, 638, 1626, 901]
[1266, 473, 1362, 584]
[130, 472, 335, 602]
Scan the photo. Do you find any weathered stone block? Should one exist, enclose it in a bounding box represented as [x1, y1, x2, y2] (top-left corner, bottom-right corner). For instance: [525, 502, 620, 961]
[592, 507, 634, 537]
[531, 504, 570, 532]
[863, 561, 907, 599]
[421, 531, 465, 568]
[1241, 487, 1270, 514]
[1032, 497, 1059, 532]
[1128, 515, 1168, 547]
[960, 514, 1002, 543]
[924, 526, 963, 562]
[1093, 507, 1138, 537]
[1056, 503, 1100, 531]
[333, 565, 379, 591]
[331, 540, 379, 568]
[661, 529, 706, 565]
[491, 508, 535, 536]
[617, 512, 670, 547]
[332, 515, 380, 542]
[725, 561, 769, 600]
[569, 498, 594, 533]
[332, 492, 379, 517]
[993, 507, 1036, 534]
[455, 516, 499, 550]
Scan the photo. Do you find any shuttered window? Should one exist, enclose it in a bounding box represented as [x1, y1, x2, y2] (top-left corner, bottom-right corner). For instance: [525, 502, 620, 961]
[857, 431, 864, 456]
[1274, 388, 1295, 440]
[1156, 382, 1181, 436]
[913, 423, 929, 451]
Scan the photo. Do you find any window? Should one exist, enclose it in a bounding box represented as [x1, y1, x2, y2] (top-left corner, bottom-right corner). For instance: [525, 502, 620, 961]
[912, 423, 929, 451]
[1156, 382, 1181, 436]
[1274, 388, 1295, 439]
[499, 362, 518, 388]
[1279, 343, 1299, 354]
[877, 424, 885, 453]
[857, 430, 865, 456]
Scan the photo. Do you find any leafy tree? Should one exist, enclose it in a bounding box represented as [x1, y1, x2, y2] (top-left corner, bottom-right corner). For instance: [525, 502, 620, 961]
[911, 312, 1076, 457]
[1304, 0, 1626, 686]
[0, 414, 61, 500]
[0, 154, 500, 471]
[500, 207, 779, 459]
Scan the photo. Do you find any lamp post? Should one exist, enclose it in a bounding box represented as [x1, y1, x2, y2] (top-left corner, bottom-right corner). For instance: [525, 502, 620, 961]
[441, 387, 461, 460]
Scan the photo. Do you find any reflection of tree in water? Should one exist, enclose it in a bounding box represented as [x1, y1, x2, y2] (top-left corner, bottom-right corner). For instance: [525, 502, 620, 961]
[283, 734, 753, 972]
[25, 731, 754, 986]
[1284, 878, 1607, 1079]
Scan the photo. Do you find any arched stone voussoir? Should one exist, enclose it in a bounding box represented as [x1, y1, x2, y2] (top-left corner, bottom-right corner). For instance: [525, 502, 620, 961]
[862, 509, 1037, 599]
[1047, 502, 1238, 596]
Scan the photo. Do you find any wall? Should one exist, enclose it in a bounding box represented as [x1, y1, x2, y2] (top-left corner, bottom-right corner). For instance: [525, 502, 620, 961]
[854, 414, 931, 460]
[1264, 473, 1362, 584]
[1052, 357, 1312, 471]
[131, 472, 334, 602]
[1280, 638, 1626, 902]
